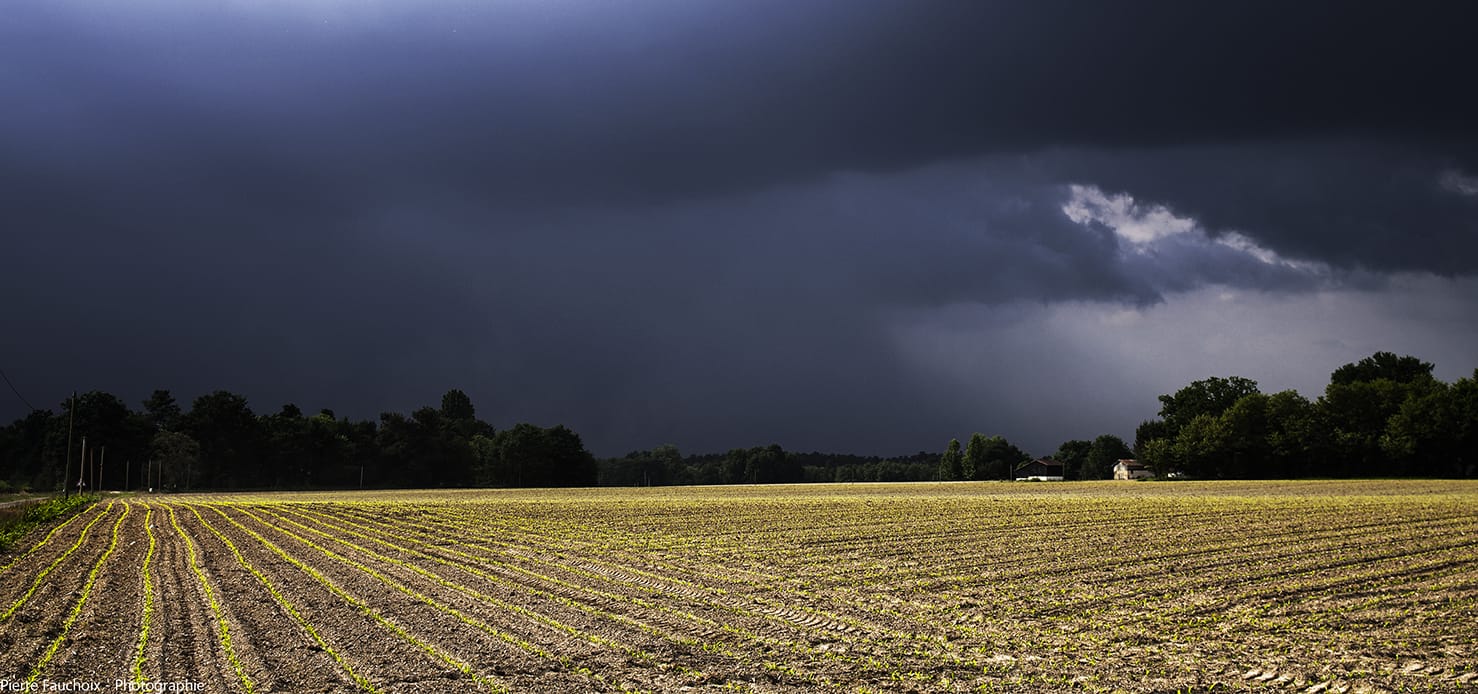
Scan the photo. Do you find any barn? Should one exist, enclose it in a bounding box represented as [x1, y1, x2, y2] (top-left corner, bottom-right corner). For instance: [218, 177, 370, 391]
[1014, 457, 1065, 481]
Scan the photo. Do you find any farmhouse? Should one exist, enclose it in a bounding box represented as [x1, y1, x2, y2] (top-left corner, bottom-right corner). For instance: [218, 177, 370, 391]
[1114, 459, 1153, 480]
[1014, 457, 1064, 481]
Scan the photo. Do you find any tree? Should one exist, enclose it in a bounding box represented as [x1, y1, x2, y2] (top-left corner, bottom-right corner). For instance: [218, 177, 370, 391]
[1133, 420, 1170, 459]
[1264, 390, 1324, 477]
[1083, 435, 1132, 480]
[1139, 437, 1176, 478]
[1, 408, 62, 490]
[979, 435, 1029, 480]
[1450, 371, 1478, 477]
[962, 434, 987, 480]
[261, 403, 309, 488]
[67, 391, 149, 490]
[652, 444, 684, 484]
[151, 430, 200, 490]
[441, 389, 476, 422]
[470, 433, 502, 486]
[737, 444, 794, 484]
[939, 438, 963, 480]
[1322, 352, 1441, 476]
[1172, 413, 1226, 478]
[1157, 376, 1260, 436]
[1380, 373, 1478, 478]
[1330, 352, 1434, 386]
[489, 423, 597, 487]
[142, 390, 182, 432]
[1052, 439, 1092, 481]
[183, 391, 264, 488]
[1217, 394, 1270, 478]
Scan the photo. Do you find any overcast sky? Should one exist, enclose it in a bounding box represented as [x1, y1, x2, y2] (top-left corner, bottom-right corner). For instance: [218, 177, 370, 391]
[4, 1, 1477, 457]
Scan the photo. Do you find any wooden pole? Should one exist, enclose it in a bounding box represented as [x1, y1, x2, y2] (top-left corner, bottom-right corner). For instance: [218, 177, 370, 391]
[63, 393, 75, 497]
[99, 446, 106, 492]
[78, 436, 87, 494]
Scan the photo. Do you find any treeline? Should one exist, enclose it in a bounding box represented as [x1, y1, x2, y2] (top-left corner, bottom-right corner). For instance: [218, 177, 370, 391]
[0, 389, 596, 492]
[4, 350, 1472, 491]
[597, 446, 946, 486]
[1134, 352, 1478, 479]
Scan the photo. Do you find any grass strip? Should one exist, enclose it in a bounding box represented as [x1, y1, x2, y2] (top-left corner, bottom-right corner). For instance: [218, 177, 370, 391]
[2, 502, 112, 622]
[0, 494, 96, 553]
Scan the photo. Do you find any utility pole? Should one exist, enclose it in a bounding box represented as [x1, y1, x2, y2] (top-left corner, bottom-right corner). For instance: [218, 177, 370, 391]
[78, 436, 87, 494]
[63, 392, 75, 497]
[125, 459, 131, 492]
[99, 446, 106, 492]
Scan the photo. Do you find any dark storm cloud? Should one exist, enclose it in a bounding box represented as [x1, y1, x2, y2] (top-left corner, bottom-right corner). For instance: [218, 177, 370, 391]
[4, 1, 1477, 454]
[6, 1, 1477, 205]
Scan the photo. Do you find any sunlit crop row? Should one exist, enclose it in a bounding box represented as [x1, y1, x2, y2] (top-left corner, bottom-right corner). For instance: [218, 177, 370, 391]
[28, 503, 131, 684]
[0, 482, 1472, 692]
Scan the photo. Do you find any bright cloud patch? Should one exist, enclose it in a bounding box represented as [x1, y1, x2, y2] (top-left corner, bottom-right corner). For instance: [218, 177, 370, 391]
[1214, 231, 1326, 272]
[1061, 182, 1332, 285]
[1439, 169, 1478, 196]
[1061, 183, 1196, 244]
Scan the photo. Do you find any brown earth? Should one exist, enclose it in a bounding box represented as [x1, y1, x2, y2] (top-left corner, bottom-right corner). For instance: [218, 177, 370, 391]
[0, 483, 1474, 693]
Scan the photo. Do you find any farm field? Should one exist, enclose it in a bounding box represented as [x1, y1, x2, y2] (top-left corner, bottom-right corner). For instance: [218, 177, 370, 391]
[0, 481, 1474, 693]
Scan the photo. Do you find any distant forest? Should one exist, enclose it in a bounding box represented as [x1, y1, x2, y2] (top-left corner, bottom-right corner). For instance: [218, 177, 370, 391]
[1, 351, 1474, 492]
[1133, 352, 1477, 479]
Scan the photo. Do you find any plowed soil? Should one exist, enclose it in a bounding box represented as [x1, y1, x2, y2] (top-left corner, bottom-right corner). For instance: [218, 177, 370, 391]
[1, 481, 1475, 693]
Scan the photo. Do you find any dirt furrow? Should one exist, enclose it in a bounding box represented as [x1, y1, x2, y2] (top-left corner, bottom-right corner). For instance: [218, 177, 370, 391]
[321, 505, 938, 686]
[40, 501, 151, 682]
[289, 504, 871, 688]
[195, 504, 522, 692]
[254, 506, 670, 681]
[172, 503, 382, 693]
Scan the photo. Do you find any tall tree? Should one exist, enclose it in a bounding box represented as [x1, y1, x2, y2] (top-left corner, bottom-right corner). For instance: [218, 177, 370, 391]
[1321, 352, 1440, 476]
[151, 430, 200, 490]
[261, 403, 309, 488]
[939, 438, 963, 480]
[1157, 376, 1260, 436]
[142, 390, 182, 432]
[1265, 390, 1324, 477]
[1133, 419, 1171, 459]
[962, 433, 987, 480]
[184, 391, 263, 488]
[441, 389, 476, 422]
[1083, 435, 1131, 480]
[979, 435, 1029, 480]
[1330, 352, 1434, 386]
[1052, 439, 1092, 481]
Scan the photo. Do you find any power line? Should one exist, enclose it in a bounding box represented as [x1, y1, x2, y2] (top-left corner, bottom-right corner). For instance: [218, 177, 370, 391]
[0, 368, 38, 411]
